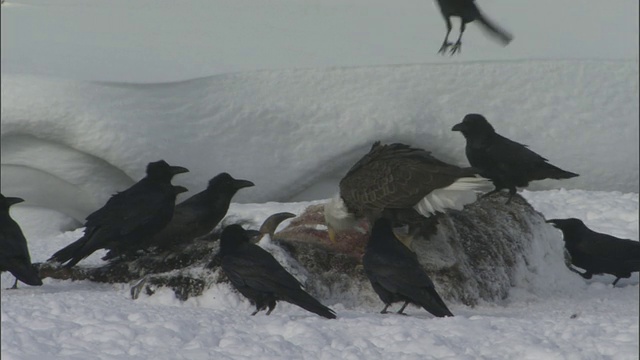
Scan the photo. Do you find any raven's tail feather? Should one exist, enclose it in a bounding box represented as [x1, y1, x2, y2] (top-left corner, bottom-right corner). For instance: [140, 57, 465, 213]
[418, 288, 454, 318]
[283, 289, 337, 319]
[533, 164, 579, 181]
[47, 237, 86, 265]
[476, 13, 512, 46]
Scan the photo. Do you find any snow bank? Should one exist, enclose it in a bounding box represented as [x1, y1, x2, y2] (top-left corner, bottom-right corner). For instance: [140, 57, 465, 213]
[2, 60, 637, 221]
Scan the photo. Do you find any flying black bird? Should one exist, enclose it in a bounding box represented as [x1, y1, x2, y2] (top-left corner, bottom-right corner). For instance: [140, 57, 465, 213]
[107, 173, 254, 257]
[547, 218, 640, 286]
[219, 224, 336, 319]
[452, 114, 578, 203]
[363, 217, 453, 317]
[48, 160, 189, 267]
[324, 141, 491, 241]
[435, 0, 512, 55]
[0, 194, 43, 289]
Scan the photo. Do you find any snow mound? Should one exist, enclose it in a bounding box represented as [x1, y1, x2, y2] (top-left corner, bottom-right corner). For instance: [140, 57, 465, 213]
[2, 60, 638, 221]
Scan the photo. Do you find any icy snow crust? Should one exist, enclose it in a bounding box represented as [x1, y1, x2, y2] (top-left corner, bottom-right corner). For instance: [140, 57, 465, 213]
[2, 60, 638, 221]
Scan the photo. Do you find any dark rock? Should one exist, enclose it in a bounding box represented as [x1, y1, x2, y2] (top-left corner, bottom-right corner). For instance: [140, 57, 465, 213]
[36, 194, 571, 306]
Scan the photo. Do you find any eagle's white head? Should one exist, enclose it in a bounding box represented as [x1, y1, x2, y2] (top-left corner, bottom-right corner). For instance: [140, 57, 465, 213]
[323, 195, 358, 241]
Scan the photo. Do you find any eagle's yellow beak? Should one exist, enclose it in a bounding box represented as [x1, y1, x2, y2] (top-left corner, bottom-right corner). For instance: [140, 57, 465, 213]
[327, 226, 337, 243]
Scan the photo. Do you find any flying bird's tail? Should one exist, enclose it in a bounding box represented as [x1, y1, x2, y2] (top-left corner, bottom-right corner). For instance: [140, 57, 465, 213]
[282, 289, 337, 319]
[7, 260, 43, 286]
[476, 12, 513, 46]
[414, 176, 493, 217]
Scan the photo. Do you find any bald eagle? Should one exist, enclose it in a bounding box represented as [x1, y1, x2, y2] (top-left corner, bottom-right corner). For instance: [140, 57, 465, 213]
[324, 142, 491, 240]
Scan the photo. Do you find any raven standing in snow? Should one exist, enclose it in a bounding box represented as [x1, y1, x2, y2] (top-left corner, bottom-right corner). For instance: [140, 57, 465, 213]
[48, 160, 189, 267]
[547, 218, 640, 286]
[435, 0, 512, 55]
[363, 217, 453, 317]
[219, 224, 337, 319]
[452, 114, 578, 203]
[0, 194, 43, 289]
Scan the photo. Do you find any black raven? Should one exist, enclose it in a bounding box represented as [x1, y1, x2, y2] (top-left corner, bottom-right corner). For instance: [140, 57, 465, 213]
[363, 217, 453, 317]
[111, 172, 254, 256]
[324, 141, 490, 241]
[452, 114, 578, 203]
[0, 194, 43, 289]
[547, 218, 640, 286]
[48, 160, 188, 267]
[219, 224, 336, 319]
[435, 0, 512, 55]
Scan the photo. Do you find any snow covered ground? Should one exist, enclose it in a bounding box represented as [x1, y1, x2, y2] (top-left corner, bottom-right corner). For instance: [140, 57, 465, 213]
[1, 190, 638, 360]
[1, 0, 639, 359]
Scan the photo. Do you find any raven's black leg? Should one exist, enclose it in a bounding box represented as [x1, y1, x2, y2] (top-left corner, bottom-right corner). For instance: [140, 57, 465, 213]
[397, 301, 410, 316]
[7, 277, 19, 290]
[438, 17, 453, 54]
[450, 22, 466, 55]
[380, 304, 391, 314]
[265, 300, 276, 315]
[612, 278, 621, 286]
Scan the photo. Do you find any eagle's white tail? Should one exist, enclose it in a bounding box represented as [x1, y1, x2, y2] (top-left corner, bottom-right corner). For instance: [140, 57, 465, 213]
[413, 177, 492, 217]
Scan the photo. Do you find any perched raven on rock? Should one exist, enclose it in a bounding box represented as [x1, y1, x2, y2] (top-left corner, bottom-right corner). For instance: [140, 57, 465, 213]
[452, 114, 578, 203]
[219, 224, 337, 319]
[0, 194, 43, 289]
[363, 217, 453, 317]
[547, 218, 640, 286]
[434, 0, 512, 55]
[48, 160, 188, 267]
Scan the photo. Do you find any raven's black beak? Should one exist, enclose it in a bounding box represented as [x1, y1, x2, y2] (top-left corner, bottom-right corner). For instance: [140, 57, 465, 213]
[6, 197, 25, 206]
[233, 179, 255, 189]
[173, 185, 189, 195]
[546, 219, 559, 227]
[452, 123, 464, 132]
[170, 166, 190, 175]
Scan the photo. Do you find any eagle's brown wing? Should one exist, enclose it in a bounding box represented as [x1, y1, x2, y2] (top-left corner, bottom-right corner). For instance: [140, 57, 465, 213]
[339, 142, 475, 217]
